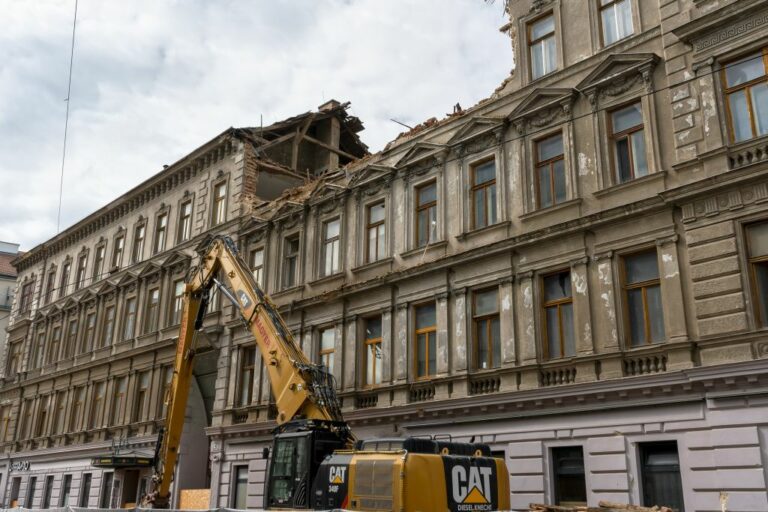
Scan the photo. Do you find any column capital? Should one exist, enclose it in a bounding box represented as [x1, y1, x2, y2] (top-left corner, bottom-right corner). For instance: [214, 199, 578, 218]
[516, 270, 533, 281]
[592, 250, 613, 262]
[346, 314, 358, 324]
[452, 287, 467, 297]
[396, 302, 409, 311]
[655, 234, 679, 247]
[570, 256, 589, 268]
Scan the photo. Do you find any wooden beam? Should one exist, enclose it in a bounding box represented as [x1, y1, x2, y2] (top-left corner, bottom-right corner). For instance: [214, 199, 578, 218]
[291, 114, 315, 171]
[303, 134, 359, 161]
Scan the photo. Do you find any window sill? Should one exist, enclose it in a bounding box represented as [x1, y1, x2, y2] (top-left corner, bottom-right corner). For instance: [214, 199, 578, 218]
[351, 257, 394, 274]
[270, 285, 305, 299]
[400, 240, 448, 259]
[455, 221, 511, 242]
[309, 272, 345, 287]
[593, 170, 666, 198]
[519, 198, 581, 221]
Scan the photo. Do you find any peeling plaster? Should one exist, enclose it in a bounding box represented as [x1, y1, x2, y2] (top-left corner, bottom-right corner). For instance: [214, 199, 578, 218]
[598, 262, 612, 285]
[678, 129, 691, 142]
[662, 252, 679, 279]
[684, 71, 693, 80]
[455, 296, 465, 338]
[601, 291, 618, 343]
[702, 88, 716, 135]
[684, 114, 693, 127]
[523, 283, 532, 309]
[583, 322, 592, 345]
[672, 88, 688, 102]
[572, 271, 587, 295]
[501, 293, 511, 312]
[578, 152, 592, 177]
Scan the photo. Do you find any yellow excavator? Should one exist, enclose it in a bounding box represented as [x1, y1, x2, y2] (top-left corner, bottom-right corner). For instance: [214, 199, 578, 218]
[142, 235, 510, 511]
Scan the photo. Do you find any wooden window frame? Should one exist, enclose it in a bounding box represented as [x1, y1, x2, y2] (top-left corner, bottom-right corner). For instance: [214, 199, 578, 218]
[92, 243, 106, 281]
[111, 376, 128, 425]
[363, 316, 383, 388]
[282, 235, 300, 289]
[134, 371, 150, 422]
[414, 302, 437, 380]
[237, 346, 256, 407]
[122, 296, 137, 341]
[212, 180, 228, 226]
[19, 280, 34, 313]
[44, 268, 56, 305]
[415, 181, 437, 248]
[534, 133, 565, 209]
[527, 13, 556, 81]
[321, 218, 342, 277]
[144, 287, 161, 334]
[48, 326, 62, 365]
[153, 211, 169, 254]
[598, 0, 634, 47]
[745, 221, 768, 327]
[472, 288, 501, 370]
[608, 101, 646, 183]
[75, 253, 88, 290]
[169, 279, 185, 325]
[59, 260, 71, 298]
[101, 304, 116, 347]
[70, 386, 85, 432]
[250, 247, 265, 286]
[620, 249, 663, 347]
[177, 198, 193, 243]
[365, 201, 386, 263]
[65, 318, 78, 359]
[722, 48, 768, 143]
[470, 158, 497, 230]
[541, 270, 574, 360]
[132, 222, 146, 264]
[319, 327, 335, 371]
[81, 311, 96, 353]
[112, 234, 125, 268]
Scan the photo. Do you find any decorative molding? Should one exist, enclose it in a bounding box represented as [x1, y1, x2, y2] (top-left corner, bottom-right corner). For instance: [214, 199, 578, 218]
[680, 181, 768, 223]
[655, 234, 679, 247]
[569, 256, 589, 267]
[592, 250, 613, 262]
[693, 10, 768, 52]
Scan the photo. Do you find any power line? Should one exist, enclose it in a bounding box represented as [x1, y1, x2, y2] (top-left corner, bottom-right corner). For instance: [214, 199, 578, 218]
[56, 0, 79, 234]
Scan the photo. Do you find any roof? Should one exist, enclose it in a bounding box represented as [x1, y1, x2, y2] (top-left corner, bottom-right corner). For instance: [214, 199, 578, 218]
[0, 251, 19, 277]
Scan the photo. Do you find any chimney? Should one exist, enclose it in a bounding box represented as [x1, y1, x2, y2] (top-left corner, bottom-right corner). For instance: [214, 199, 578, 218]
[318, 99, 341, 112]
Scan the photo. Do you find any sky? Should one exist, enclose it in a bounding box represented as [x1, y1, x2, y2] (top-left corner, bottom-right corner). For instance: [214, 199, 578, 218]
[0, 0, 512, 251]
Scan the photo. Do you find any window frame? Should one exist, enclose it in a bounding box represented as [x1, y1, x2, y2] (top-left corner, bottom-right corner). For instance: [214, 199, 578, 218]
[250, 247, 265, 286]
[153, 209, 169, 254]
[101, 303, 116, 347]
[19, 279, 34, 314]
[365, 201, 387, 264]
[413, 302, 437, 380]
[122, 296, 138, 341]
[177, 197, 194, 243]
[320, 217, 342, 277]
[551, 445, 588, 507]
[722, 48, 768, 143]
[169, 279, 185, 325]
[143, 287, 161, 334]
[472, 287, 501, 370]
[231, 465, 249, 509]
[363, 315, 383, 388]
[81, 310, 96, 353]
[111, 233, 125, 269]
[237, 346, 256, 407]
[318, 327, 336, 374]
[134, 370, 151, 422]
[534, 132, 566, 210]
[44, 267, 56, 305]
[92, 242, 106, 281]
[527, 12, 557, 81]
[75, 252, 88, 290]
[132, 221, 147, 264]
[541, 270, 575, 360]
[470, 157, 498, 230]
[745, 221, 768, 327]
[598, 0, 634, 47]
[608, 101, 648, 183]
[620, 248, 665, 347]
[282, 235, 301, 289]
[59, 260, 71, 298]
[211, 179, 228, 227]
[415, 180, 438, 249]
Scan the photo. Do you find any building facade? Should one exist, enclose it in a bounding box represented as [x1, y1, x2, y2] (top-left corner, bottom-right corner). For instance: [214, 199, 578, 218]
[0, 242, 21, 363]
[3, 0, 768, 510]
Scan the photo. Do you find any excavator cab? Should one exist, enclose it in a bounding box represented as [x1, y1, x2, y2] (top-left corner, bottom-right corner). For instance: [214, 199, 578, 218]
[266, 426, 347, 509]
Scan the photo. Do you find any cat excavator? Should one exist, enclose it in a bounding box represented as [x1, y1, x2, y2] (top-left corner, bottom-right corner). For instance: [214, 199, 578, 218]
[142, 235, 510, 511]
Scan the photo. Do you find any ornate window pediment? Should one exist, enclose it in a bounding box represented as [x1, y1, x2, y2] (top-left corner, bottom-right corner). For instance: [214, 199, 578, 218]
[508, 88, 577, 134]
[448, 116, 505, 155]
[61, 297, 78, 312]
[348, 164, 395, 191]
[137, 262, 162, 281]
[114, 271, 139, 290]
[394, 142, 447, 171]
[94, 280, 117, 296]
[577, 53, 659, 107]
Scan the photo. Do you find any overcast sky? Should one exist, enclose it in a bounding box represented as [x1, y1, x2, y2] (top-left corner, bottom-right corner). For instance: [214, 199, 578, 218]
[0, 0, 512, 251]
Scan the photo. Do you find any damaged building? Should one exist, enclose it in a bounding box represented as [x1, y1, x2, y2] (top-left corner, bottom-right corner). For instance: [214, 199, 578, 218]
[3, 0, 768, 510]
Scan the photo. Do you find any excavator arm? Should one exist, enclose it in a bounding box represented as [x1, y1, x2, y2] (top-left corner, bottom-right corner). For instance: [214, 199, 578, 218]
[143, 235, 350, 508]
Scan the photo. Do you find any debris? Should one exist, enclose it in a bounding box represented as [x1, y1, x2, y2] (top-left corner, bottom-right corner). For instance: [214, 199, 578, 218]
[529, 501, 673, 512]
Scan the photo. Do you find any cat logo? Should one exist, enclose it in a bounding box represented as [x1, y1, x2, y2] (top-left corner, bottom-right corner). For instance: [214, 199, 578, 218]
[329, 466, 347, 484]
[450, 465, 494, 511]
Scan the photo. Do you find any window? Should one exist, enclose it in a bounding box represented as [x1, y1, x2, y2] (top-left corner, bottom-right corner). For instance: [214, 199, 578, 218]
[19, 280, 34, 313]
[33, 332, 44, 369]
[26, 476, 37, 508]
[600, 0, 633, 46]
[93, 244, 105, 280]
[123, 297, 137, 340]
[111, 376, 127, 425]
[364, 316, 383, 387]
[75, 253, 87, 290]
[471, 160, 497, 229]
[170, 280, 185, 325]
[747, 222, 768, 325]
[65, 319, 78, 358]
[102, 305, 116, 347]
[35, 395, 49, 437]
[112, 235, 124, 268]
[552, 446, 587, 507]
[45, 269, 55, 304]
[474, 289, 501, 369]
[60, 474, 72, 506]
[90, 382, 106, 429]
[414, 303, 437, 379]
[79, 473, 92, 507]
[723, 49, 768, 142]
[132, 224, 146, 264]
[319, 328, 335, 374]
[42, 475, 54, 508]
[6, 341, 22, 376]
[213, 181, 227, 225]
[251, 248, 264, 286]
[21, 399, 33, 440]
[0, 406, 11, 442]
[238, 346, 256, 407]
[144, 288, 160, 334]
[232, 465, 248, 509]
[154, 212, 168, 253]
[322, 218, 341, 276]
[178, 200, 193, 242]
[529, 14, 556, 79]
[70, 386, 85, 432]
[536, 133, 566, 209]
[53, 391, 66, 434]
[48, 326, 62, 365]
[415, 181, 437, 248]
[81, 312, 96, 353]
[59, 261, 71, 298]
[9, 477, 20, 507]
[622, 250, 665, 346]
[542, 271, 575, 359]
[99, 472, 113, 508]
[159, 366, 173, 418]
[639, 442, 685, 512]
[283, 236, 300, 288]
[134, 371, 150, 422]
[610, 102, 647, 183]
[366, 202, 386, 263]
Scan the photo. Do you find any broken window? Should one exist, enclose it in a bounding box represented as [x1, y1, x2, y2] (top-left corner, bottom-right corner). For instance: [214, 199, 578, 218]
[364, 316, 383, 387]
[474, 288, 501, 370]
[610, 102, 647, 183]
[415, 303, 437, 379]
[366, 202, 386, 263]
[723, 49, 768, 142]
[322, 218, 341, 277]
[529, 14, 556, 80]
[542, 271, 575, 359]
[415, 181, 437, 248]
[622, 250, 665, 346]
[471, 160, 497, 229]
[319, 327, 335, 375]
[178, 199, 193, 242]
[238, 346, 256, 407]
[600, 0, 633, 46]
[535, 133, 566, 209]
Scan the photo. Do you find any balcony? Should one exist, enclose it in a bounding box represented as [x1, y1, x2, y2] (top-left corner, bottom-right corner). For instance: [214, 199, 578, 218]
[409, 381, 436, 403]
[728, 135, 768, 171]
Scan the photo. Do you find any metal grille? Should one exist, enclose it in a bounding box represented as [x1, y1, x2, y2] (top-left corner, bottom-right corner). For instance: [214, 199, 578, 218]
[354, 459, 394, 511]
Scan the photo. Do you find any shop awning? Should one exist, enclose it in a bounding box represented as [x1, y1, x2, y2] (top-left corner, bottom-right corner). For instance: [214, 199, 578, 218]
[91, 449, 154, 468]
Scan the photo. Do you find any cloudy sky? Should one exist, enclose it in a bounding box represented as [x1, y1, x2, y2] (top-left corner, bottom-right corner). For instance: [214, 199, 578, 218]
[0, 0, 512, 251]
